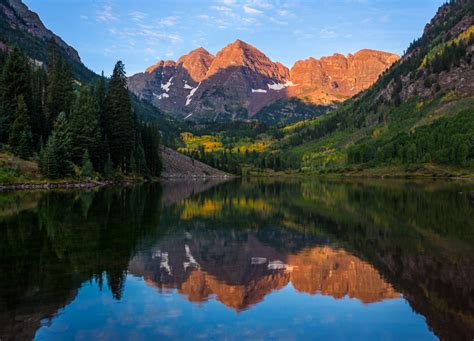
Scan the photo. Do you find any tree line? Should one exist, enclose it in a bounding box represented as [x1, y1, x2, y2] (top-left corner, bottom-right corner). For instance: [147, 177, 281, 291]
[348, 108, 473, 167]
[0, 41, 162, 179]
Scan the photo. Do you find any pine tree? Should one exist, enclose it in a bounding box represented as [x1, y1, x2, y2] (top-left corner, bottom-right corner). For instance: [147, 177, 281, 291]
[8, 96, 33, 158]
[104, 61, 134, 172]
[70, 86, 101, 166]
[95, 71, 107, 133]
[51, 112, 73, 177]
[104, 153, 114, 178]
[0, 47, 31, 142]
[141, 123, 162, 176]
[40, 134, 59, 179]
[30, 67, 47, 146]
[45, 45, 74, 133]
[80, 149, 94, 178]
[130, 151, 137, 177]
[136, 145, 148, 176]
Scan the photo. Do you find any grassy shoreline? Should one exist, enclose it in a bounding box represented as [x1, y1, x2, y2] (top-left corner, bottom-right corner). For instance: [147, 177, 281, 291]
[246, 164, 474, 181]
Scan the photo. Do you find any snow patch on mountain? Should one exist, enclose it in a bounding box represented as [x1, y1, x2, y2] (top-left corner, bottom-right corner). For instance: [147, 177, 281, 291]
[186, 83, 200, 106]
[183, 80, 194, 89]
[153, 92, 169, 100]
[267, 81, 297, 91]
[161, 77, 174, 92]
[183, 245, 200, 271]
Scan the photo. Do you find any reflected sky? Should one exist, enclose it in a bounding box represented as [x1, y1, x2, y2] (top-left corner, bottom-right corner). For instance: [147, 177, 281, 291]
[1, 179, 473, 340]
[36, 275, 434, 340]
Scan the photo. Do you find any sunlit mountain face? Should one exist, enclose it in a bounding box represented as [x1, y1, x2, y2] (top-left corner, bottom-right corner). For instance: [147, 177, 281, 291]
[1, 179, 473, 340]
[129, 231, 399, 311]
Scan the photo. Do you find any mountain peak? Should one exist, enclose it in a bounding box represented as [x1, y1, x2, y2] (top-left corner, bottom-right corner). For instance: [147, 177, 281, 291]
[229, 39, 251, 48]
[177, 47, 214, 82]
[206, 39, 289, 80]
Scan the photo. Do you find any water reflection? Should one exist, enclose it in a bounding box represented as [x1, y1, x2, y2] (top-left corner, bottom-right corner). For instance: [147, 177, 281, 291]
[129, 232, 399, 311]
[0, 179, 473, 340]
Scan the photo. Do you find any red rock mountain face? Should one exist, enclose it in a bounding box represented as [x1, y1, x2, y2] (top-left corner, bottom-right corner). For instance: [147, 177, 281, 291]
[127, 40, 399, 121]
[289, 50, 400, 104]
[128, 232, 399, 311]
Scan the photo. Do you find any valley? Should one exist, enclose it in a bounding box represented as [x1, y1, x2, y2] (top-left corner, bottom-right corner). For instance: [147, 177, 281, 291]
[0, 0, 473, 181]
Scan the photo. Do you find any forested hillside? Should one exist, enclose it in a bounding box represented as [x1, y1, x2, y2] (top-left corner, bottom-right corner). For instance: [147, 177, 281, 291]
[179, 0, 473, 177]
[272, 0, 474, 176]
[0, 43, 162, 181]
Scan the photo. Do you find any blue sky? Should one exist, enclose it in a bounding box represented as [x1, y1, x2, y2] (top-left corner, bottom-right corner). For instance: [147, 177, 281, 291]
[23, 0, 445, 76]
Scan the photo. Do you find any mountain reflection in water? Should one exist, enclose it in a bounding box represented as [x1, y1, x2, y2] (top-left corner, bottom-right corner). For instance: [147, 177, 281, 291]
[0, 178, 473, 340]
[129, 234, 399, 311]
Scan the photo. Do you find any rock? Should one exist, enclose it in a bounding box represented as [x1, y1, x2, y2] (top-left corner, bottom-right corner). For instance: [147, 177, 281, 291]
[0, 0, 82, 63]
[160, 147, 231, 179]
[128, 41, 398, 122]
[289, 49, 399, 104]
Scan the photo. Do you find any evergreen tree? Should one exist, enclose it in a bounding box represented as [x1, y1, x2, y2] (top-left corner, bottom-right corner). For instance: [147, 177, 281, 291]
[45, 45, 74, 133]
[95, 71, 107, 133]
[141, 123, 162, 176]
[70, 85, 101, 166]
[51, 112, 73, 177]
[104, 61, 134, 172]
[80, 149, 94, 178]
[0, 47, 31, 142]
[39, 134, 59, 179]
[134, 145, 148, 176]
[30, 67, 47, 146]
[104, 153, 114, 178]
[8, 96, 33, 158]
[130, 151, 137, 177]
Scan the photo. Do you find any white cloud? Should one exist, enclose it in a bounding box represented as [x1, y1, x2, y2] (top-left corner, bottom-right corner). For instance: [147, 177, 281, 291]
[80, 15, 89, 20]
[293, 29, 314, 40]
[320, 28, 338, 39]
[243, 5, 263, 15]
[158, 16, 178, 27]
[211, 5, 236, 17]
[269, 17, 287, 25]
[130, 11, 146, 22]
[246, 0, 273, 9]
[96, 4, 118, 23]
[196, 14, 211, 20]
[144, 48, 157, 55]
[277, 9, 296, 18]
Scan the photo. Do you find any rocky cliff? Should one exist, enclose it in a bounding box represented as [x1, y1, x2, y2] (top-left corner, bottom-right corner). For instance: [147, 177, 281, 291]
[289, 49, 400, 104]
[128, 230, 399, 311]
[0, 0, 81, 62]
[128, 41, 399, 122]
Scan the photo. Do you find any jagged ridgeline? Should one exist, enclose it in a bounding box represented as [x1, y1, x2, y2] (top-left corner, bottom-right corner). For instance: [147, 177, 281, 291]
[0, 0, 182, 142]
[269, 0, 474, 175]
[0, 0, 198, 181]
[0, 0, 95, 83]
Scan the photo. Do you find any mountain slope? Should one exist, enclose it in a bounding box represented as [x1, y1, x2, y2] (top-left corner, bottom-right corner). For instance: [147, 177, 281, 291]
[0, 0, 188, 145]
[288, 49, 400, 104]
[270, 0, 474, 176]
[128, 41, 398, 123]
[0, 0, 229, 177]
[0, 0, 96, 82]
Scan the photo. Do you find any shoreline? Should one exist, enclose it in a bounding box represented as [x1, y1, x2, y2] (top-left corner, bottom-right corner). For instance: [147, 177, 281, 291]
[0, 175, 237, 191]
[2, 173, 473, 191]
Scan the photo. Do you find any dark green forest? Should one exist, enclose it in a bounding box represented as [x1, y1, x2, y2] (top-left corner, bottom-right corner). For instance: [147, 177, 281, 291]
[0, 42, 162, 179]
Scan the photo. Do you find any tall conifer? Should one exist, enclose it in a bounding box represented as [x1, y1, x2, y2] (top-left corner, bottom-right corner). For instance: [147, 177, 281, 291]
[0, 47, 31, 142]
[9, 96, 33, 158]
[104, 61, 134, 172]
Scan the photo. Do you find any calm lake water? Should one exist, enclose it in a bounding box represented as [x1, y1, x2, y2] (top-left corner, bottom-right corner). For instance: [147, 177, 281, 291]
[0, 178, 473, 340]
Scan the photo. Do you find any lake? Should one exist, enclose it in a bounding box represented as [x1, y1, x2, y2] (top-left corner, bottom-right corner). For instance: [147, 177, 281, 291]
[0, 178, 473, 340]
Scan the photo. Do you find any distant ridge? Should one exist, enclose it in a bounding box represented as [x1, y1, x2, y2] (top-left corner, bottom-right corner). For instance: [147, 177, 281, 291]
[128, 40, 399, 122]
